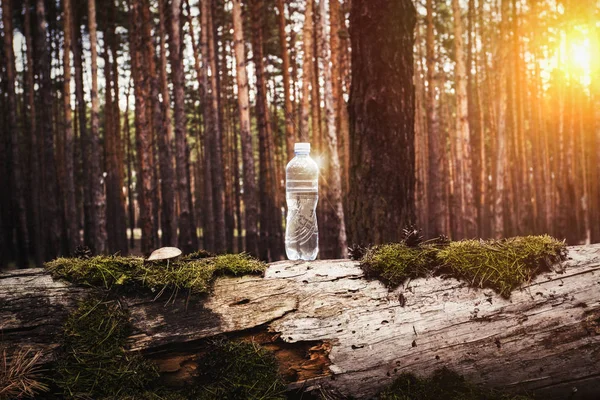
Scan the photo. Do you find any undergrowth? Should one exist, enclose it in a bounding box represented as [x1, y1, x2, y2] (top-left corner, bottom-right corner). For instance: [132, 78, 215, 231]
[378, 368, 533, 400]
[0, 347, 48, 400]
[45, 252, 266, 297]
[54, 298, 285, 400]
[55, 298, 158, 399]
[358, 234, 567, 297]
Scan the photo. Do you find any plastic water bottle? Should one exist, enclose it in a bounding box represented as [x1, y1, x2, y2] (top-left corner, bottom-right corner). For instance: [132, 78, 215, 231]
[285, 143, 319, 260]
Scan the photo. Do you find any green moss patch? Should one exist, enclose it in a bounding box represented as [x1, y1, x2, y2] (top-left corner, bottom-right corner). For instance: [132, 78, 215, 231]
[195, 338, 287, 400]
[359, 235, 567, 297]
[378, 367, 532, 400]
[45, 253, 266, 296]
[55, 298, 158, 398]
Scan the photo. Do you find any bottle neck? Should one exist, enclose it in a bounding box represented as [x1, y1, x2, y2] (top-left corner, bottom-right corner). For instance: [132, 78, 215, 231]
[295, 152, 310, 157]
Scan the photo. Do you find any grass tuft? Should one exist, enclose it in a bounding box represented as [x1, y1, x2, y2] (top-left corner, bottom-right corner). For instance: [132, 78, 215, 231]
[378, 367, 533, 400]
[359, 235, 567, 297]
[45, 252, 267, 297]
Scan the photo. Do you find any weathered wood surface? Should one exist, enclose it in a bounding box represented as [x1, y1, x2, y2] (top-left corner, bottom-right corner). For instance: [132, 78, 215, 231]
[1, 244, 600, 399]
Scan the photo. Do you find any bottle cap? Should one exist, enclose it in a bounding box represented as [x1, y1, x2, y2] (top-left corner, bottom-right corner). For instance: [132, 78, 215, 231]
[294, 142, 311, 154]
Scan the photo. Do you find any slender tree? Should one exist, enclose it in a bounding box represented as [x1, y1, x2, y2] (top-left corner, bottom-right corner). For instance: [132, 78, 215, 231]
[299, 0, 314, 141]
[319, 0, 347, 258]
[2, 0, 29, 266]
[347, 0, 416, 245]
[425, 0, 446, 237]
[232, 0, 259, 257]
[130, 0, 155, 254]
[169, 0, 197, 253]
[206, 0, 227, 253]
[24, 0, 43, 265]
[276, 0, 296, 160]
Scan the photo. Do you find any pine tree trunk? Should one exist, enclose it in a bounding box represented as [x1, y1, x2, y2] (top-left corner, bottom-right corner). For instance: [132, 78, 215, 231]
[152, 0, 177, 248]
[451, 0, 476, 239]
[130, 0, 155, 255]
[35, 0, 61, 260]
[319, 0, 347, 259]
[299, 0, 314, 142]
[87, 0, 108, 254]
[277, 0, 296, 161]
[2, 0, 29, 266]
[61, 0, 79, 254]
[425, 0, 446, 238]
[125, 82, 136, 250]
[206, 0, 227, 254]
[72, 11, 93, 252]
[232, 0, 259, 257]
[250, 0, 281, 261]
[347, 0, 416, 245]
[493, 0, 509, 239]
[169, 0, 196, 254]
[198, 0, 216, 252]
[24, 0, 43, 266]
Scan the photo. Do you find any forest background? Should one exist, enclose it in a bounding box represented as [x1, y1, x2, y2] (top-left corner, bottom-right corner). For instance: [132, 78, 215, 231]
[0, 0, 599, 269]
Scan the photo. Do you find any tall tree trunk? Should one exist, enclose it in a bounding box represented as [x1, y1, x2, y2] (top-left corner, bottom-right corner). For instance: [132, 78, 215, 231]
[232, 0, 259, 257]
[425, 0, 446, 238]
[125, 81, 136, 250]
[24, 0, 43, 266]
[319, 0, 347, 259]
[299, 0, 314, 142]
[2, 0, 29, 266]
[493, 0, 509, 239]
[151, 0, 177, 248]
[206, 0, 227, 253]
[451, 0, 476, 239]
[169, 0, 196, 253]
[594, 19, 600, 242]
[276, 0, 296, 161]
[347, 0, 416, 245]
[198, 0, 216, 252]
[35, 0, 61, 260]
[72, 8, 93, 251]
[250, 0, 281, 261]
[87, 0, 108, 254]
[130, 0, 155, 255]
[329, 0, 350, 197]
[61, 0, 78, 254]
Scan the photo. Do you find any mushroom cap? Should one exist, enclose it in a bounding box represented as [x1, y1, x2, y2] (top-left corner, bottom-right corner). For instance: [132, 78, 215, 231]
[147, 246, 183, 261]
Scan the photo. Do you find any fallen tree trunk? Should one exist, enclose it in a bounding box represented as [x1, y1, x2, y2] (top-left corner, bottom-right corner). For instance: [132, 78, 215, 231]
[1, 244, 600, 399]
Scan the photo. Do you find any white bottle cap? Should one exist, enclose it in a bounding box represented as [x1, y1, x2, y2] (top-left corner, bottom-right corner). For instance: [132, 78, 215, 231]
[294, 142, 311, 153]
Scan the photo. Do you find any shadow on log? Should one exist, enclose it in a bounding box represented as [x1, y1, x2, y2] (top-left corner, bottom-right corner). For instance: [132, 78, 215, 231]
[1, 245, 600, 399]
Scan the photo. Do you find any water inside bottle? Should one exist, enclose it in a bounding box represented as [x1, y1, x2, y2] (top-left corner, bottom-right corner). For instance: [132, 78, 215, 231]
[285, 188, 319, 260]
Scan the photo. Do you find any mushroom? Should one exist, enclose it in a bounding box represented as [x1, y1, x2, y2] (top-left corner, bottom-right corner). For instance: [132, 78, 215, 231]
[147, 246, 183, 261]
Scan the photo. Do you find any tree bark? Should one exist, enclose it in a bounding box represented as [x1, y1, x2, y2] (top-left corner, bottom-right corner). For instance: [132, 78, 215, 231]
[169, 0, 197, 254]
[425, 0, 446, 238]
[61, 0, 79, 254]
[24, 0, 43, 266]
[277, 0, 296, 161]
[87, 0, 108, 254]
[2, 244, 600, 399]
[130, 0, 155, 255]
[299, 0, 314, 142]
[451, 0, 476, 239]
[35, 0, 61, 261]
[493, 0, 509, 239]
[2, 0, 29, 266]
[232, 0, 259, 257]
[206, 0, 227, 254]
[319, 0, 347, 259]
[153, 0, 177, 249]
[347, 0, 416, 245]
